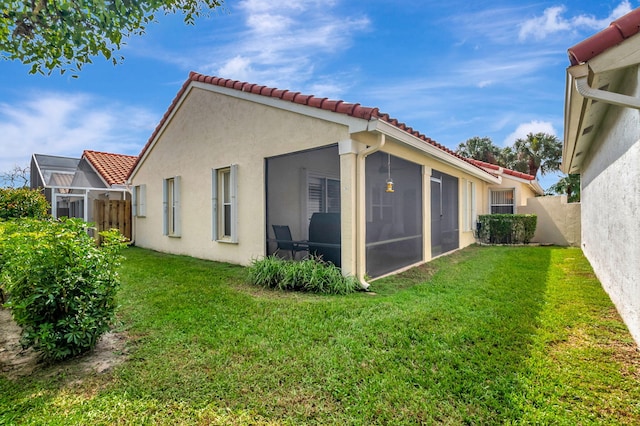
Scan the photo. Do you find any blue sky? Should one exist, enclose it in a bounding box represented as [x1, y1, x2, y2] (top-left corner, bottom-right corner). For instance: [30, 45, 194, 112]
[0, 0, 635, 190]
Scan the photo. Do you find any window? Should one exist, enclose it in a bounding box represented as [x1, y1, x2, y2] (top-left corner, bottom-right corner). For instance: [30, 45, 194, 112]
[132, 184, 146, 217]
[307, 174, 340, 222]
[462, 180, 476, 231]
[163, 176, 181, 236]
[490, 189, 515, 214]
[212, 165, 238, 242]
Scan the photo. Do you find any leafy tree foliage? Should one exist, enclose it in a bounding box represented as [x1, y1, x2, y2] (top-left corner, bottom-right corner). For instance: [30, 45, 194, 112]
[0, 187, 49, 219]
[1, 0, 224, 75]
[548, 174, 581, 203]
[455, 136, 504, 165]
[458, 133, 563, 178]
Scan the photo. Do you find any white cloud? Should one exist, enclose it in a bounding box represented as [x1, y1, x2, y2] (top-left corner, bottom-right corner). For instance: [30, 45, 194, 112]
[503, 120, 557, 146]
[519, 1, 633, 41]
[199, 1, 370, 92]
[0, 92, 156, 173]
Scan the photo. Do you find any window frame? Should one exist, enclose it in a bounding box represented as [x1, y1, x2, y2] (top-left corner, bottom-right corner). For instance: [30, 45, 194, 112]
[306, 171, 340, 223]
[212, 164, 238, 243]
[132, 184, 147, 218]
[162, 176, 181, 237]
[490, 188, 515, 214]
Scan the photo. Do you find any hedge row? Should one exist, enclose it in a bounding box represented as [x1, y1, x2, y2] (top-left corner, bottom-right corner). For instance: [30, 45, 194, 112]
[476, 214, 537, 245]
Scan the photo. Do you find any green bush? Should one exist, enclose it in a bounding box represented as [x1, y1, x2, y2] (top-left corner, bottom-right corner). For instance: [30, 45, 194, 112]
[0, 218, 127, 361]
[247, 256, 359, 295]
[476, 214, 537, 245]
[0, 187, 49, 220]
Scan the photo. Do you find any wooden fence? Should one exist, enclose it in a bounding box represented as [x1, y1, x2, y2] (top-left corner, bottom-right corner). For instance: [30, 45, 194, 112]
[94, 199, 131, 241]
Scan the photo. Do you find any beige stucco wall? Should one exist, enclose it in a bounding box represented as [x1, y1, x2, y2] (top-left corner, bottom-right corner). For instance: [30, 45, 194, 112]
[131, 87, 350, 265]
[519, 195, 581, 246]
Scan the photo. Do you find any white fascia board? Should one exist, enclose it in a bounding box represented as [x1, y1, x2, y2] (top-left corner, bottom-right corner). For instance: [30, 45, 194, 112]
[370, 120, 500, 184]
[562, 66, 589, 174]
[588, 32, 640, 74]
[192, 81, 371, 133]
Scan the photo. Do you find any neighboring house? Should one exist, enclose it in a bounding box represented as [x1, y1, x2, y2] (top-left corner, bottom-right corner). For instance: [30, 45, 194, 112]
[30, 150, 136, 238]
[128, 72, 543, 287]
[468, 159, 543, 213]
[563, 8, 640, 344]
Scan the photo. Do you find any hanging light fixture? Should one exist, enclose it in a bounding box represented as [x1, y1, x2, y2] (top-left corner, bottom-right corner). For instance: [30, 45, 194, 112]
[385, 153, 394, 193]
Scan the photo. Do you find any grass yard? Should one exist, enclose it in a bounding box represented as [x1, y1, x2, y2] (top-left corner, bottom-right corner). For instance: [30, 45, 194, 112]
[1, 245, 639, 424]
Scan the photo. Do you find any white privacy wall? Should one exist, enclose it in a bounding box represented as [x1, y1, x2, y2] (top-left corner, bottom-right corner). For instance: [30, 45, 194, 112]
[580, 86, 640, 344]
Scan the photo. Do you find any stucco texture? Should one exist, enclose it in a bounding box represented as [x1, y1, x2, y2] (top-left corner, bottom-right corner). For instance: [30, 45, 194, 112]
[580, 69, 640, 343]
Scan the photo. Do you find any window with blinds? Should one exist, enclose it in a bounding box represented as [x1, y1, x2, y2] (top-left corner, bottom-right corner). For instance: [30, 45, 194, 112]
[490, 189, 515, 214]
[307, 175, 340, 222]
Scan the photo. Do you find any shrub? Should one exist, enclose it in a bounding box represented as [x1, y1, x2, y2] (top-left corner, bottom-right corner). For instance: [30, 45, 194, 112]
[0, 187, 49, 220]
[0, 217, 127, 361]
[476, 214, 537, 245]
[247, 256, 359, 295]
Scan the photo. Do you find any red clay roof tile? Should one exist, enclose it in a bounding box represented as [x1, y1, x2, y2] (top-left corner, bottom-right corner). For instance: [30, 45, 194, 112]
[128, 71, 491, 179]
[568, 8, 640, 66]
[83, 150, 138, 186]
[468, 159, 536, 181]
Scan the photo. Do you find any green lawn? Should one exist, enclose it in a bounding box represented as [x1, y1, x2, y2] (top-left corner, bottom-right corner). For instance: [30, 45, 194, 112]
[1, 245, 639, 424]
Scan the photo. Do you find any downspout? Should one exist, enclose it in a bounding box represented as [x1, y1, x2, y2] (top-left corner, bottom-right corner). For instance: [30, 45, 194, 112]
[355, 132, 386, 290]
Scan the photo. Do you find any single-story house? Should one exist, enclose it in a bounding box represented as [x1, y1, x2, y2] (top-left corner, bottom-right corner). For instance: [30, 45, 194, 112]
[31, 150, 136, 238]
[127, 72, 543, 287]
[563, 8, 640, 343]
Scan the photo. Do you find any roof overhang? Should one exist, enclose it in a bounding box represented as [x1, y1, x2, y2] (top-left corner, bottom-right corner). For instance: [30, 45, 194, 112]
[370, 119, 501, 184]
[563, 32, 640, 174]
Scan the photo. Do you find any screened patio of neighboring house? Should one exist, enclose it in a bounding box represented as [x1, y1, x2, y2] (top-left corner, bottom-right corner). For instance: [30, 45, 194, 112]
[265, 144, 460, 279]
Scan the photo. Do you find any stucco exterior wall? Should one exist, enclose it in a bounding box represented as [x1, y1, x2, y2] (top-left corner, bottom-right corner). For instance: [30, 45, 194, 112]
[580, 67, 640, 343]
[131, 87, 350, 265]
[519, 195, 581, 246]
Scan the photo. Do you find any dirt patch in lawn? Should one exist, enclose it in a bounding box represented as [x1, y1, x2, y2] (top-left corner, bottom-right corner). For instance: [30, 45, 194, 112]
[0, 308, 127, 381]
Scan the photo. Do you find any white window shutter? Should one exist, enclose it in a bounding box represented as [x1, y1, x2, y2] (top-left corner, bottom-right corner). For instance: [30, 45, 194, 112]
[230, 164, 238, 243]
[173, 176, 182, 237]
[162, 179, 169, 235]
[139, 184, 147, 217]
[211, 169, 218, 240]
[132, 186, 138, 217]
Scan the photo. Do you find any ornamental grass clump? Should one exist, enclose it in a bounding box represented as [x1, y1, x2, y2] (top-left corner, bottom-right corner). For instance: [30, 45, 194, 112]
[0, 217, 127, 361]
[247, 256, 359, 295]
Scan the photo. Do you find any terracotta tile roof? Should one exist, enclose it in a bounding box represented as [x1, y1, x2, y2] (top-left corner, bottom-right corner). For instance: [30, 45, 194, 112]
[83, 150, 138, 186]
[568, 8, 640, 66]
[128, 72, 485, 179]
[468, 159, 536, 181]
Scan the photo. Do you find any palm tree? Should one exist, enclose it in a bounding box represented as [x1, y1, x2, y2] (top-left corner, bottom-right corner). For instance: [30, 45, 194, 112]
[509, 132, 562, 177]
[455, 136, 504, 165]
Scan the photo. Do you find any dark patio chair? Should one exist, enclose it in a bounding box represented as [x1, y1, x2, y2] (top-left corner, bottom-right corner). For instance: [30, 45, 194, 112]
[272, 225, 308, 259]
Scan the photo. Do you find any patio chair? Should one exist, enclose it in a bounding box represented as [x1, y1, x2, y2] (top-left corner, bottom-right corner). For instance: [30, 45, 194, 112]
[272, 225, 308, 259]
